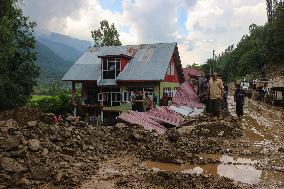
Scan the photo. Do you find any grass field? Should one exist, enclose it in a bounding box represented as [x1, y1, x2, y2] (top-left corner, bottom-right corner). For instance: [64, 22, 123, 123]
[31, 95, 52, 102]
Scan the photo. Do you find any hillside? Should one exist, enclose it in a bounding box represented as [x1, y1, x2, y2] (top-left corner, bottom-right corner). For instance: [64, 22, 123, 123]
[36, 32, 91, 53]
[36, 36, 82, 62]
[35, 41, 73, 82]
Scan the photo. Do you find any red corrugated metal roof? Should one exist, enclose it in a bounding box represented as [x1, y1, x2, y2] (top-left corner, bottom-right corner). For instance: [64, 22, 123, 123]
[182, 68, 204, 80]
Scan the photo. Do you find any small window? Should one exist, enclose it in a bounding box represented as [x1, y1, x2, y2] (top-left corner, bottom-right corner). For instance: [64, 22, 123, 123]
[166, 62, 175, 76]
[122, 91, 129, 102]
[170, 63, 175, 75]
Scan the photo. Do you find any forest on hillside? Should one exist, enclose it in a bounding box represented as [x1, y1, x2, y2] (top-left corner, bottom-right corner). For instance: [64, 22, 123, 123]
[200, 0, 284, 81]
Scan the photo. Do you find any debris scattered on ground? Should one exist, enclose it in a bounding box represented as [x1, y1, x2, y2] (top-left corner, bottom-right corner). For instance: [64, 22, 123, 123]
[0, 108, 243, 188]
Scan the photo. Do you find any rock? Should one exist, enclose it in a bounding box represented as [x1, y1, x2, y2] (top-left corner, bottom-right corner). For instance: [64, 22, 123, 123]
[66, 116, 75, 122]
[115, 123, 126, 129]
[175, 159, 184, 164]
[1, 136, 21, 150]
[56, 170, 65, 182]
[28, 139, 41, 151]
[16, 177, 31, 186]
[5, 119, 18, 128]
[32, 167, 50, 180]
[0, 157, 26, 173]
[27, 121, 38, 127]
[42, 148, 49, 156]
[81, 142, 88, 151]
[218, 131, 225, 137]
[201, 128, 210, 133]
[130, 132, 143, 141]
[89, 145, 94, 150]
[1, 119, 18, 133]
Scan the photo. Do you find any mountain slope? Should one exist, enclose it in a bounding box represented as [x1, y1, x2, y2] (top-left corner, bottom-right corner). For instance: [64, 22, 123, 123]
[35, 41, 73, 82]
[36, 32, 91, 53]
[37, 36, 82, 62]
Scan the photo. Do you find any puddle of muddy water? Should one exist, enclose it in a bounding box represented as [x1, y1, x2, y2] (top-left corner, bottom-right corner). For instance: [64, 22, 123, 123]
[145, 155, 284, 186]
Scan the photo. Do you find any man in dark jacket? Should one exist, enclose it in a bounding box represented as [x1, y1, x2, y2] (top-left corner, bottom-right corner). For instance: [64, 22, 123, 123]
[234, 83, 245, 119]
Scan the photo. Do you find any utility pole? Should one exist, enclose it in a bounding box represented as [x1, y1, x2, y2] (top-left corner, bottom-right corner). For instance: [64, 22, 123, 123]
[212, 49, 216, 74]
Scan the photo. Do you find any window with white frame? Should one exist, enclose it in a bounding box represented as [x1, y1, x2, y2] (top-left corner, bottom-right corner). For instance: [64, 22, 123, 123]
[102, 58, 120, 79]
[122, 91, 129, 102]
[122, 88, 154, 102]
[97, 89, 121, 106]
[166, 62, 175, 76]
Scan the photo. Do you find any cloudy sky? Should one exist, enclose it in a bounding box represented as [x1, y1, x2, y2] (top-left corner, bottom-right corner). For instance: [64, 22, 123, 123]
[22, 0, 267, 66]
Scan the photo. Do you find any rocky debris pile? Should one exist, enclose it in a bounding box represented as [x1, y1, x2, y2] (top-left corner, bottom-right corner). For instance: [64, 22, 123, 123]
[0, 119, 100, 188]
[0, 109, 243, 188]
[0, 107, 42, 126]
[181, 115, 242, 139]
[191, 119, 242, 139]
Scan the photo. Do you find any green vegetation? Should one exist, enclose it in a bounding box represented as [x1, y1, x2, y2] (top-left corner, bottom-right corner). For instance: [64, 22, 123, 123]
[91, 20, 122, 47]
[0, 0, 39, 110]
[30, 93, 72, 115]
[201, 1, 284, 81]
[31, 95, 51, 101]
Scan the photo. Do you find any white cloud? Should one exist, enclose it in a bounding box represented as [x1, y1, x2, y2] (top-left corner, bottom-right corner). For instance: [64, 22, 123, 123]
[22, 0, 267, 66]
[184, 0, 267, 65]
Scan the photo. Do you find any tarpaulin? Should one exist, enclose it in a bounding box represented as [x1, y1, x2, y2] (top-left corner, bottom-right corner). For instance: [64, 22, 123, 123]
[172, 82, 205, 109]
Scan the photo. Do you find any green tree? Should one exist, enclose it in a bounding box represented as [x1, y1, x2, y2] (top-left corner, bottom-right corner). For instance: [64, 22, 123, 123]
[91, 20, 122, 47]
[0, 0, 39, 110]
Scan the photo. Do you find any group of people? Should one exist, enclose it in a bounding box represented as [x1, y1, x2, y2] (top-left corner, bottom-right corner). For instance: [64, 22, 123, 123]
[201, 72, 245, 119]
[131, 91, 155, 112]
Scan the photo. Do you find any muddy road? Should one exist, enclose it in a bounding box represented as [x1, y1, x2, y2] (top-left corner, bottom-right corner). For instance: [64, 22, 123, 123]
[82, 97, 284, 189]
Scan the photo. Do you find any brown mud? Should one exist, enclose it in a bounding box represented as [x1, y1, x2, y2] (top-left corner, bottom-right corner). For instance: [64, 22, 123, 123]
[0, 98, 283, 188]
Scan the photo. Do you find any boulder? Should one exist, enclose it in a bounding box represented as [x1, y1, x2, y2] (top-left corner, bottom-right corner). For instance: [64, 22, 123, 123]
[0, 136, 21, 150]
[218, 131, 225, 137]
[130, 132, 143, 141]
[1, 119, 18, 133]
[42, 148, 49, 156]
[115, 123, 126, 129]
[16, 177, 31, 186]
[28, 139, 41, 151]
[5, 119, 18, 128]
[27, 121, 38, 127]
[0, 157, 26, 173]
[66, 116, 75, 122]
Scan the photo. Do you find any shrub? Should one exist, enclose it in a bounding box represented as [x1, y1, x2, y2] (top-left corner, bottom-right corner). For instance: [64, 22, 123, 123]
[30, 93, 72, 115]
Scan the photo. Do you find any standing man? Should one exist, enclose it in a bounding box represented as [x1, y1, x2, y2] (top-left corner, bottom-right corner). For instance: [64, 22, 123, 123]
[144, 92, 153, 111]
[135, 90, 144, 112]
[207, 72, 224, 118]
[201, 74, 210, 113]
[223, 82, 229, 112]
[130, 91, 137, 111]
[234, 83, 245, 119]
[160, 92, 169, 106]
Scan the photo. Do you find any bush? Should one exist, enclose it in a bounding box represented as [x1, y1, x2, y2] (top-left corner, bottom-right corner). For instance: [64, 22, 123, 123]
[30, 93, 72, 115]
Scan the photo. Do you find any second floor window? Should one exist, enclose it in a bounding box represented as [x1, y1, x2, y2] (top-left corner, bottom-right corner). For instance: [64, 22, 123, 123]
[102, 58, 120, 79]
